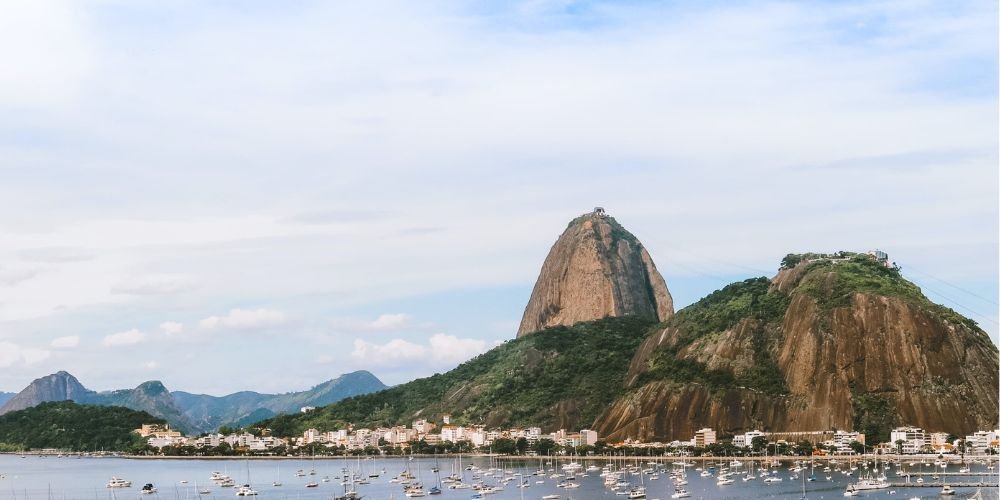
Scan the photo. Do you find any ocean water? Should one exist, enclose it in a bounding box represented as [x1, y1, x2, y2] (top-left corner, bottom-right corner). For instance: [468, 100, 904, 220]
[0, 455, 996, 500]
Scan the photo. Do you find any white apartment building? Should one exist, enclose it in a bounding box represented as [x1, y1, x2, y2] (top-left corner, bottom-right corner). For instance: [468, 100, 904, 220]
[580, 429, 599, 446]
[965, 430, 999, 454]
[302, 428, 323, 444]
[929, 432, 951, 452]
[733, 430, 766, 448]
[195, 433, 223, 448]
[831, 431, 864, 453]
[693, 428, 717, 447]
[412, 419, 435, 434]
[147, 435, 186, 448]
[440, 425, 464, 443]
[890, 426, 928, 454]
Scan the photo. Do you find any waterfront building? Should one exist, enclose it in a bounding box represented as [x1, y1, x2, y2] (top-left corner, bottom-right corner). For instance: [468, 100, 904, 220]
[693, 428, 716, 447]
[890, 426, 928, 454]
[734, 430, 765, 448]
[965, 430, 999, 454]
[135, 423, 182, 439]
[831, 431, 864, 453]
[412, 419, 435, 434]
[303, 428, 322, 444]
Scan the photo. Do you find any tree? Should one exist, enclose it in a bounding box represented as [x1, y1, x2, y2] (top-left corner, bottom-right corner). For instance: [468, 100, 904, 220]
[848, 441, 865, 455]
[751, 436, 767, 453]
[515, 438, 528, 455]
[793, 440, 814, 456]
[491, 438, 516, 455]
[217, 425, 240, 436]
[780, 254, 803, 269]
[533, 439, 557, 456]
[895, 439, 905, 455]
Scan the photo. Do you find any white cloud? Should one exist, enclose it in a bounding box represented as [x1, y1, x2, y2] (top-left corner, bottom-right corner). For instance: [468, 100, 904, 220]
[159, 321, 184, 336]
[143, 360, 158, 370]
[198, 308, 288, 331]
[19, 246, 94, 263]
[0, 1, 993, 392]
[110, 275, 194, 296]
[0, 268, 40, 286]
[332, 313, 418, 332]
[350, 333, 489, 368]
[350, 338, 426, 366]
[0, 342, 51, 368]
[427, 334, 489, 364]
[370, 313, 412, 330]
[50, 335, 80, 348]
[103, 328, 146, 347]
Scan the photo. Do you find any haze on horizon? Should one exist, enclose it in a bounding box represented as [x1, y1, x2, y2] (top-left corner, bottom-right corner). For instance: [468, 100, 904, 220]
[0, 0, 996, 396]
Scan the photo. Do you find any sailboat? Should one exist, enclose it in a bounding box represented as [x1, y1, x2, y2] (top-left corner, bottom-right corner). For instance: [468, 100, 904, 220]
[799, 464, 808, 500]
[235, 459, 258, 496]
[195, 481, 210, 495]
[272, 462, 282, 486]
[334, 466, 361, 500]
[428, 460, 443, 495]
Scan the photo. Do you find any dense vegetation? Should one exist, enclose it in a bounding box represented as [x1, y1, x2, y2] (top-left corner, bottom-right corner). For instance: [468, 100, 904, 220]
[793, 253, 984, 336]
[636, 277, 791, 395]
[261, 316, 656, 437]
[0, 401, 159, 452]
[851, 391, 895, 444]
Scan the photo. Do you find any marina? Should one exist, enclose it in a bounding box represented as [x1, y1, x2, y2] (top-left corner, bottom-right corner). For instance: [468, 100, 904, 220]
[0, 454, 997, 499]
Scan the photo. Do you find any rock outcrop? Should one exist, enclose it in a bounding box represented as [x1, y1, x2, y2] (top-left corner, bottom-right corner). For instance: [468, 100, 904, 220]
[518, 209, 673, 337]
[596, 256, 1000, 441]
[0, 371, 90, 414]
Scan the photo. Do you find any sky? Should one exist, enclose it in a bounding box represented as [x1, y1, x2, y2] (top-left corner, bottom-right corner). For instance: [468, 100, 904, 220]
[0, 0, 996, 395]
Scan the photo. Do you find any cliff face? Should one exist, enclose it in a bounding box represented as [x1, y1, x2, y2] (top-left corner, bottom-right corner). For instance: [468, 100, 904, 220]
[518, 211, 673, 337]
[596, 257, 999, 442]
[0, 371, 90, 414]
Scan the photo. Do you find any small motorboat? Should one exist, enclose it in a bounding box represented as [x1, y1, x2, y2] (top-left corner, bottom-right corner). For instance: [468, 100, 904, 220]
[106, 477, 131, 488]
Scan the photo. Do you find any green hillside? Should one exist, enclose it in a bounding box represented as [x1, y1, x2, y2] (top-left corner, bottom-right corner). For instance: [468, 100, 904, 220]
[262, 316, 656, 437]
[0, 401, 161, 452]
[260, 252, 997, 442]
[606, 251, 997, 442]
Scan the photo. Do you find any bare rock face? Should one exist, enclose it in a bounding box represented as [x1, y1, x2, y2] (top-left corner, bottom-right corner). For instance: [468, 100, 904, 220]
[596, 259, 999, 441]
[518, 210, 674, 337]
[0, 371, 90, 415]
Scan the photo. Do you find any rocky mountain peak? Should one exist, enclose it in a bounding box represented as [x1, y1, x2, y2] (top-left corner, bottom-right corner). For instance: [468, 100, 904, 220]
[517, 208, 674, 337]
[0, 371, 91, 415]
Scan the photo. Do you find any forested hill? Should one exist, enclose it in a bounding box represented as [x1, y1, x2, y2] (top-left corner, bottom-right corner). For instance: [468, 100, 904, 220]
[261, 316, 657, 437]
[0, 401, 159, 452]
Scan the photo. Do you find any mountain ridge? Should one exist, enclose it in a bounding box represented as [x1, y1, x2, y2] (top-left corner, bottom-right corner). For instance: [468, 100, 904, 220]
[258, 249, 998, 443]
[0, 370, 387, 433]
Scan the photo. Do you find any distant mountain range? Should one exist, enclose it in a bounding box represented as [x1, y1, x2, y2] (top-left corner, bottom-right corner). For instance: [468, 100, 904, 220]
[0, 370, 386, 433]
[0, 392, 14, 407]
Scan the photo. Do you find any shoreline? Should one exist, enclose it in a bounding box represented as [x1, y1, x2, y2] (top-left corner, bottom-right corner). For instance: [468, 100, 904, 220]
[4, 452, 997, 463]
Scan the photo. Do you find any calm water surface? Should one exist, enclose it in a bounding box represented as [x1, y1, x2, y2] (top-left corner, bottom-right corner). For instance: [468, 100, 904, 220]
[0, 455, 996, 500]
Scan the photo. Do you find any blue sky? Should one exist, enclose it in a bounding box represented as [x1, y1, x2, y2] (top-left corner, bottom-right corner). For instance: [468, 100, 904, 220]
[0, 0, 996, 394]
